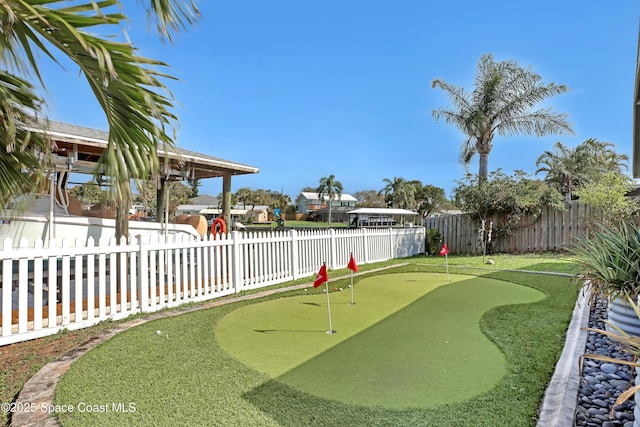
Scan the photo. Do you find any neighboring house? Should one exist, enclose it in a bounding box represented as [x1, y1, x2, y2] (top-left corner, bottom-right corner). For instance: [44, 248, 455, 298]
[189, 195, 218, 206]
[175, 204, 212, 216]
[427, 209, 463, 218]
[296, 192, 357, 215]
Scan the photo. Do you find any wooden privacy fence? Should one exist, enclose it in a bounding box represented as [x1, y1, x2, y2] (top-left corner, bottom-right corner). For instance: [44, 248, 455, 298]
[0, 226, 425, 346]
[424, 201, 592, 254]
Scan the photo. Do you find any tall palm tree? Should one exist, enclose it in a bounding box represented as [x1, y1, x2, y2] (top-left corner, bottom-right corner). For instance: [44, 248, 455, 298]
[535, 141, 589, 202]
[379, 177, 415, 209]
[432, 53, 574, 179]
[235, 187, 253, 209]
[582, 138, 629, 174]
[536, 138, 629, 202]
[0, 1, 200, 240]
[317, 174, 343, 225]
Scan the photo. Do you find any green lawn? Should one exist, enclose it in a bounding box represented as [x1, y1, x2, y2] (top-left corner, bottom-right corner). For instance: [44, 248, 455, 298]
[54, 261, 579, 426]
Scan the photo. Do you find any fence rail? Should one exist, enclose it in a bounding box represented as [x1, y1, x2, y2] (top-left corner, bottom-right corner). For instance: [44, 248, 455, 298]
[0, 227, 425, 346]
[424, 201, 592, 254]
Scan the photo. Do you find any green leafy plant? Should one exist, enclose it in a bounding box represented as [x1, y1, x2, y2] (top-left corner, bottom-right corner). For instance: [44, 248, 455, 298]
[425, 228, 442, 255]
[569, 221, 640, 300]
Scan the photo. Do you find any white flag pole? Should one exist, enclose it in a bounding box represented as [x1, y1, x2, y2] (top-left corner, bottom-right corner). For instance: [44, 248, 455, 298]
[322, 262, 335, 334]
[325, 282, 335, 334]
[349, 251, 355, 305]
[445, 250, 450, 282]
[350, 271, 355, 305]
[443, 240, 450, 282]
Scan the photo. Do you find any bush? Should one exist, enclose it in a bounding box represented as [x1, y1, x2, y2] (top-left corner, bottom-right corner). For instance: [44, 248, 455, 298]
[425, 228, 442, 255]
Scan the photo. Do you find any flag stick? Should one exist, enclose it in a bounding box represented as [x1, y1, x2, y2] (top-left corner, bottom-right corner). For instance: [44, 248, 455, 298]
[440, 240, 451, 282]
[325, 281, 335, 334]
[350, 272, 355, 305]
[348, 251, 358, 305]
[445, 251, 450, 282]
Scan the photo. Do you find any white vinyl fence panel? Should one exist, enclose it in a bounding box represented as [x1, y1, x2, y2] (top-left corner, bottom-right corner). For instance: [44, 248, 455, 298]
[0, 227, 424, 345]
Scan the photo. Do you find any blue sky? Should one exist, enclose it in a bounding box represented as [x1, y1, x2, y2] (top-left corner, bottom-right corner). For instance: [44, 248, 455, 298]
[40, 1, 639, 200]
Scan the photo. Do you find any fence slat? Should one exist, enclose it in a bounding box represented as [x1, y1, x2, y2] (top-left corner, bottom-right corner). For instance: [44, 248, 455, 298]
[0, 227, 424, 345]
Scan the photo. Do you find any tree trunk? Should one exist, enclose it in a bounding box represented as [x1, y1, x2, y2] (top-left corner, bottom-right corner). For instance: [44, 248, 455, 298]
[478, 152, 489, 178]
[115, 202, 130, 243]
[156, 178, 167, 222]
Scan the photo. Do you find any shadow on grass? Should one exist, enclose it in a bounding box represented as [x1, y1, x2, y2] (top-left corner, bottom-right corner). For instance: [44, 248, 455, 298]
[242, 378, 424, 427]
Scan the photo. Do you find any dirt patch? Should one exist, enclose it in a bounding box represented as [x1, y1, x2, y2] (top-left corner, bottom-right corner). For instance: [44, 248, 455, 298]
[0, 323, 114, 426]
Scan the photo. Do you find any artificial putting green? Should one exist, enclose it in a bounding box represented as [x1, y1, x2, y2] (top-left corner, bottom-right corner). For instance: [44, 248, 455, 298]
[216, 272, 544, 408]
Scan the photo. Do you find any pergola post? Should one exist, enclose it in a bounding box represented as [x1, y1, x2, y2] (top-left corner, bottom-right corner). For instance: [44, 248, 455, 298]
[222, 173, 232, 229]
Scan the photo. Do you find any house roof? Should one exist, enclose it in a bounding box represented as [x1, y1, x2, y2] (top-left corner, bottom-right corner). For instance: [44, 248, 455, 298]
[189, 195, 218, 205]
[299, 191, 357, 202]
[27, 120, 259, 180]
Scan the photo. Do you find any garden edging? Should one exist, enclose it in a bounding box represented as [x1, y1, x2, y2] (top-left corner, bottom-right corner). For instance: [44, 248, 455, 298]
[536, 286, 590, 426]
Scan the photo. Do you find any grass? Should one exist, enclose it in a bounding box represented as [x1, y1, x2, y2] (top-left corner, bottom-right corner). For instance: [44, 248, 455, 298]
[51, 260, 580, 427]
[218, 273, 543, 408]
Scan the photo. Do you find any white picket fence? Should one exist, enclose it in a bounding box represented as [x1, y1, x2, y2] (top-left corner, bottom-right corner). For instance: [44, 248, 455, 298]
[0, 227, 425, 345]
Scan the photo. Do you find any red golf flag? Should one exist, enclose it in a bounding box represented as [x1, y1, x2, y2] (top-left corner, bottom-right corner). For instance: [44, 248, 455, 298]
[313, 264, 328, 288]
[439, 243, 449, 256]
[348, 254, 359, 272]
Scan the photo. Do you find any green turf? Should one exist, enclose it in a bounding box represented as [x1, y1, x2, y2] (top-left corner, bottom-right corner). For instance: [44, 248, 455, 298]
[53, 264, 579, 426]
[216, 273, 543, 408]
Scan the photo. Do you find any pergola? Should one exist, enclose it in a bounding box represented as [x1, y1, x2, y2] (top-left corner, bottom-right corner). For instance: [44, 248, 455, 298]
[27, 120, 259, 226]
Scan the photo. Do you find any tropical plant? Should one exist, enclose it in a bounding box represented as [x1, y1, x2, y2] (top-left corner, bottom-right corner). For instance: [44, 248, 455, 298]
[569, 221, 640, 300]
[432, 53, 573, 178]
[68, 181, 108, 206]
[536, 139, 629, 201]
[187, 178, 201, 198]
[425, 228, 442, 255]
[353, 189, 387, 208]
[454, 170, 564, 244]
[0, 0, 200, 240]
[414, 184, 447, 218]
[573, 171, 638, 227]
[235, 187, 254, 209]
[317, 174, 343, 225]
[379, 177, 415, 209]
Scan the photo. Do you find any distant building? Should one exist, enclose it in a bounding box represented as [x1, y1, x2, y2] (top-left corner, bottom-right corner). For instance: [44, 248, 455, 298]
[189, 195, 218, 206]
[427, 209, 463, 218]
[296, 192, 357, 216]
[347, 208, 419, 227]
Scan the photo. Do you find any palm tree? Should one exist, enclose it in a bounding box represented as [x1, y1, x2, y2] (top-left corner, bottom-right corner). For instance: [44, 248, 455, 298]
[379, 177, 415, 209]
[535, 141, 590, 202]
[235, 187, 253, 209]
[582, 139, 629, 174]
[432, 53, 574, 179]
[316, 174, 343, 225]
[536, 139, 629, 201]
[0, 1, 200, 240]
